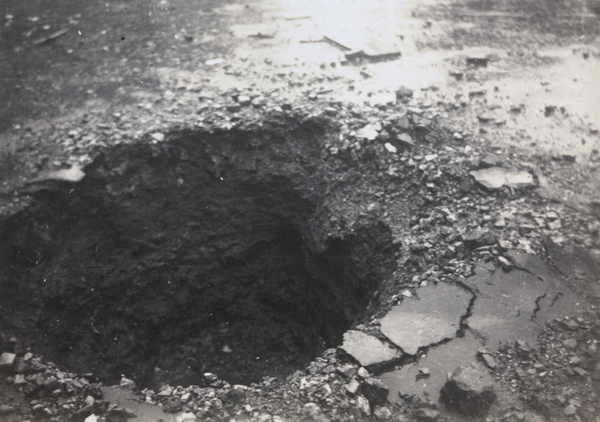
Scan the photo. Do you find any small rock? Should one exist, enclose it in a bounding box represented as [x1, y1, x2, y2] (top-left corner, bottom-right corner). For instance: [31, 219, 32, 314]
[573, 367, 588, 377]
[479, 353, 498, 370]
[547, 220, 562, 230]
[204, 372, 218, 382]
[357, 367, 370, 379]
[237, 95, 251, 106]
[358, 377, 389, 407]
[497, 256, 512, 268]
[515, 340, 533, 359]
[303, 402, 321, 417]
[470, 167, 535, 190]
[564, 339, 578, 349]
[384, 143, 397, 153]
[415, 407, 439, 422]
[397, 133, 414, 147]
[119, 376, 136, 389]
[151, 132, 165, 142]
[177, 412, 198, 422]
[0, 352, 16, 371]
[466, 57, 489, 67]
[416, 367, 430, 380]
[346, 378, 360, 395]
[355, 124, 380, 141]
[356, 395, 371, 415]
[374, 406, 392, 420]
[464, 228, 498, 249]
[396, 86, 414, 101]
[339, 331, 401, 369]
[441, 362, 496, 416]
[226, 104, 242, 113]
[84, 415, 98, 422]
[563, 404, 577, 416]
[205, 58, 224, 66]
[337, 364, 358, 379]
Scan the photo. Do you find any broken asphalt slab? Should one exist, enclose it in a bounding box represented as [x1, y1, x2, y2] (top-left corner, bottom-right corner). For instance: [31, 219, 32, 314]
[464, 251, 589, 348]
[380, 282, 473, 356]
[380, 331, 483, 404]
[339, 330, 402, 370]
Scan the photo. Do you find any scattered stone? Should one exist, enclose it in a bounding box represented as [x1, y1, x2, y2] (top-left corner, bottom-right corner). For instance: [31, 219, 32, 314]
[346, 378, 360, 395]
[205, 58, 224, 66]
[466, 56, 489, 67]
[303, 402, 321, 417]
[415, 407, 439, 422]
[384, 143, 397, 153]
[42, 165, 86, 183]
[479, 353, 498, 370]
[357, 367, 370, 379]
[380, 283, 472, 355]
[547, 220, 562, 230]
[515, 340, 533, 359]
[337, 364, 358, 379]
[356, 395, 371, 415]
[397, 133, 415, 147]
[358, 377, 389, 407]
[0, 352, 16, 371]
[464, 228, 498, 249]
[226, 104, 242, 113]
[395, 86, 414, 101]
[237, 95, 251, 106]
[177, 412, 198, 422]
[339, 330, 402, 369]
[151, 132, 165, 142]
[355, 124, 380, 141]
[470, 167, 536, 190]
[441, 362, 496, 416]
[564, 339, 578, 348]
[563, 404, 577, 416]
[497, 256, 512, 268]
[374, 406, 392, 420]
[119, 376, 136, 389]
[416, 367, 430, 379]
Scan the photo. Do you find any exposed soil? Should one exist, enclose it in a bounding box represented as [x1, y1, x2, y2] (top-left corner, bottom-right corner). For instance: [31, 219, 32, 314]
[0, 121, 396, 388]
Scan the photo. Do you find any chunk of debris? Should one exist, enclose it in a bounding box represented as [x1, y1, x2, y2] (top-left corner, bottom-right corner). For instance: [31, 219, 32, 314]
[466, 56, 489, 67]
[229, 23, 277, 39]
[470, 167, 536, 190]
[463, 228, 498, 249]
[0, 352, 16, 372]
[397, 133, 415, 147]
[415, 407, 440, 422]
[339, 330, 402, 369]
[380, 283, 472, 355]
[151, 132, 165, 142]
[395, 86, 414, 101]
[41, 165, 86, 183]
[441, 362, 496, 416]
[358, 377, 389, 407]
[384, 143, 397, 154]
[355, 124, 380, 141]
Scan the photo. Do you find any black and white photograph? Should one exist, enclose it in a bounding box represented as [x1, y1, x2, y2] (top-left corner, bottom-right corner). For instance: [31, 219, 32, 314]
[1, 0, 599, 421]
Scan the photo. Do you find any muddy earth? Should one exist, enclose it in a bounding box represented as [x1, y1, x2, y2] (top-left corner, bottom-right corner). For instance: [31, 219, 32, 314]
[1, 0, 600, 421]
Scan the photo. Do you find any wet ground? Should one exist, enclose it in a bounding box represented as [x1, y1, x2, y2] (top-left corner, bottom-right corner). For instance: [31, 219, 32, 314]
[1, 0, 600, 421]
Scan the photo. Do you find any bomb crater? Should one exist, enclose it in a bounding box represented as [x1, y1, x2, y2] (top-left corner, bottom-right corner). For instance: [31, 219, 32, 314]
[0, 122, 396, 389]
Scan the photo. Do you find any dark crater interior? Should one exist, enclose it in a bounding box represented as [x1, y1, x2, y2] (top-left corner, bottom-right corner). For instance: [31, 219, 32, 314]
[0, 121, 396, 388]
